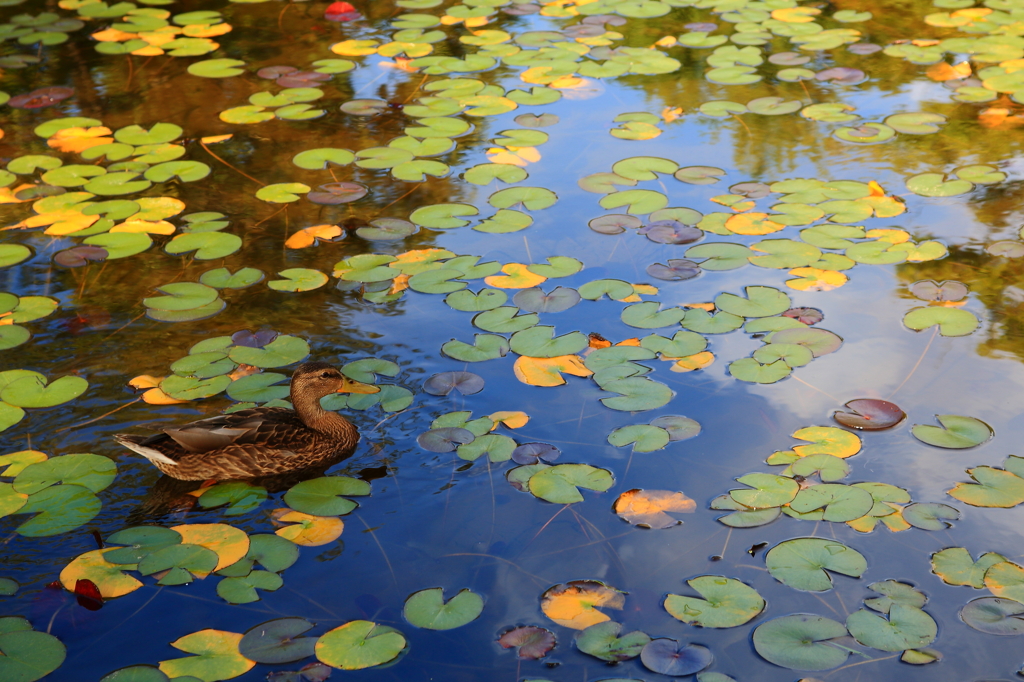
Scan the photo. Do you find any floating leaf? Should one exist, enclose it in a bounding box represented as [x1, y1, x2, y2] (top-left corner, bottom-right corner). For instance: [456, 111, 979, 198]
[961, 598, 1024, 635]
[608, 425, 670, 453]
[159, 630, 255, 681]
[665, 576, 765, 628]
[931, 547, 1006, 588]
[529, 464, 613, 504]
[847, 604, 936, 652]
[238, 618, 316, 664]
[833, 399, 905, 430]
[423, 372, 484, 396]
[284, 477, 369, 516]
[903, 307, 979, 336]
[911, 414, 992, 448]
[576, 621, 650, 662]
[271, 509, 344, 546]
[640, 639, 712, 676]
[404, 588, 484, 630]
[498, 626, 555, 660]
[752, 615, 850, 671]
[903, 502, 959, 530]
[541, 581, 623, 630]
[0, 627, 66, 682]
[766, 538, 867, 591]
[313, 622, 406, 674]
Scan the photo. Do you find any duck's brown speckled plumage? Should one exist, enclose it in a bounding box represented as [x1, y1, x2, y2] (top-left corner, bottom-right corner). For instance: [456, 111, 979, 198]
[114, 362, 379, 481]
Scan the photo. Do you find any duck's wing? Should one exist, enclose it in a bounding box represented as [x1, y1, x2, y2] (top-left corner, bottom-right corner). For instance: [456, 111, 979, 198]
[141, 408, 303, 455]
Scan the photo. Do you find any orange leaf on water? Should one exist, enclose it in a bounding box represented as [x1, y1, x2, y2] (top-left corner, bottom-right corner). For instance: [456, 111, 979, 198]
[514, 355, 592, 386]
[613, 489, 696, 529]
[285, 224, 343, 249]
[489, 411, 529, 429]
[541, 580, 625, 630]
[47, 126, 113, 152]
[670, 351, 715, 372]
[484, 263, 547, 289]
[272, 509, 344, 546]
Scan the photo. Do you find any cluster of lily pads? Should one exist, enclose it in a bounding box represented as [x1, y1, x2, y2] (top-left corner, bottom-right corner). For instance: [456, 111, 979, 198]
[932, 546, 1024, 638]
[86, 8, 231, 57]
[713, 425, 961, 530]
[130, 330, 414, 414]
[0, 370, 89, 433]
[0, 451, 115, 537]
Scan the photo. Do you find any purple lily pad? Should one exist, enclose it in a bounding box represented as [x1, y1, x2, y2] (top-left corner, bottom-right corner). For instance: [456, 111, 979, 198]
[54, 246, 108, 268]
[768, 51, 810, 66]
[847, 42, 883, 55]
[9, 86, 74, 109]
[589, 214, 641, 235]
[782, 307, 823, 325]
[512, 287, 581, 313]
[815, 67, 867, 85]
[649, 415, 701, 441]
[582, 14, 626, 25]
[910, 280, 968, 302]
[418, 428, 476, 453]
[640, 220, 703, 245]
[307, 182, 368, 205]
[498, 626, 556, 659]
[684, 22, 718, 31]
[340, 99, 389, 116]
[987, 241, 1024, 257]
[511, 442, 560, 465]
[277, 71, 332, 88]
[833, 398, 905, 430]
[730, 181, 772, 198]
[423, 371, 485, 396]
[503, 3, 540, 14]
[640, 639, 712, 676]
[646, 259, 701, 281]
[232, 330, 279, 348]
[258, 66, 298, 79]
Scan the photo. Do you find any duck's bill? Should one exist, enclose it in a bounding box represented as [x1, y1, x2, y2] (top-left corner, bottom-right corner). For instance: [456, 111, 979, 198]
[338, 378, 381, 394]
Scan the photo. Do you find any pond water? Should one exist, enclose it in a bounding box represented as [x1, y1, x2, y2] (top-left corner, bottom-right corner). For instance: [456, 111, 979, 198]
[3, 0, 1024, 679]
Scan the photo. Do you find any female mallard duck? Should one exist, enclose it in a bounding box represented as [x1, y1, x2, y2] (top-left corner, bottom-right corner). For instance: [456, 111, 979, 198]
[114, 362, 379, 481]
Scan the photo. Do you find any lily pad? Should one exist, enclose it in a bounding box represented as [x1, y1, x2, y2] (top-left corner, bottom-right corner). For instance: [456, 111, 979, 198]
[404, 588, 484, 630]
[315, 621, 406, 670]
[765, 538, 867, 591]
[911, 414, 992, 448]
[833, 399, 905, 430]
[239, 618, 316, 664]
[752, 615, 849, 671]
[665, 576, 765, 628]
[640, 639, 712, 676]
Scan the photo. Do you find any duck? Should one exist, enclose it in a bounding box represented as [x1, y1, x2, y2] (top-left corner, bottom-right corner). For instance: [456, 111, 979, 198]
[114, 362, 380, 481]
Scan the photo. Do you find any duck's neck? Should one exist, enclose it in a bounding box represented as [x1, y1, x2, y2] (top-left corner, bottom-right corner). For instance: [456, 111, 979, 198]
[292, 391, 359, 443]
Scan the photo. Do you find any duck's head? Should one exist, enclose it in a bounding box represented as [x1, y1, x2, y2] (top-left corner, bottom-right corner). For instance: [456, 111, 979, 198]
[290, 362, 381, 401]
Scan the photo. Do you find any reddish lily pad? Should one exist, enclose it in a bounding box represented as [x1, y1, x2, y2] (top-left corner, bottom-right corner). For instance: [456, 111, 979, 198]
[833, 399, 905, 430]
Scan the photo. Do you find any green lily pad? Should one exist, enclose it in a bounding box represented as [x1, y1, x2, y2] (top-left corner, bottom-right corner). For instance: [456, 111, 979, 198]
[410, 203, 478, 229]
[198, 482, 268, 516]
[268, 269, 329, 292]
[256, 183, 310, 203]
[284, 476, 370, 516]
[404, 588, 484, 630]
[293, 148, 355, 170]
[16, 484, 101, 537]
[931, 547, 1006, 588]
[834, 123, 896, 144]
[608, 425, 670, 453]
[752, 615, 849, 671]
[144, 282, 219, 311]
[846, 604, 936, 652]
[138, 544, 220, 585]
[600, 377, 673, 411]
[528, 463, 613, 504]
[315, 621, 406, 670]
[473, 307, 539, 333]
[143, 161, 210, 183]
[165, 232, 242, 260]
[765, 538, 867, 591]
[902, 502, 959, 530]
[442, 334, 510, 362]
[906, 173, 972, 197]
[789, 484, 874, 521]
[188, 58, 246, 77]
[599, 189, 669, 214]
[621, 302, 686, 329]
[510, 326, 587, 358]
[665, 576, 765, 628]
[199, 267, 263, 289]
[0, 375, 88, 408]
[716, 286, 792, 318]
[575, 621, 650, 662]
[238, 618, 316, 664]
[0, 627, 66, 681]
[948, 457, 1024, 507]
[903, 307, 978, 336]
[228, 335, 310, 368]
[911, 414, 992, 448]
[13, 453, 115, 494]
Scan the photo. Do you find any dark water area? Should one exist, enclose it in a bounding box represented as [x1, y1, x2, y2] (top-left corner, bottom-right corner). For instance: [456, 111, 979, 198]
[3, 0, 1024, 680]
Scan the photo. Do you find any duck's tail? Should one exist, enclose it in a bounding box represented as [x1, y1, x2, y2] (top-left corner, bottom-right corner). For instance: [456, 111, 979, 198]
[114, 434, 178, 467]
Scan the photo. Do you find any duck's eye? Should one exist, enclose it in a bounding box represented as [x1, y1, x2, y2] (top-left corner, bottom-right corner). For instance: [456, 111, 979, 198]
[321, 371, 333, 379]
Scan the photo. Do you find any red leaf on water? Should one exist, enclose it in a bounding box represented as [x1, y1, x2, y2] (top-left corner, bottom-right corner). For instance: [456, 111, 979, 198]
[75, 578, 104, 611]
[325, 2, 361, 21]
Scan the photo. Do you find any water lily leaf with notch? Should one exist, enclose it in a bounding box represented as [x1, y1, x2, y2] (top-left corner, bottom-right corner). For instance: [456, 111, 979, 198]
[768, 327, 843, 357]
[60, 548, 143, 598]
[665, 576, 765, 628]
[158, 629, 255, 681]
[599, 377, 673, 411]
[219, 570, 283, 602]
[846, 604, 936, 652]
[641, 639, 712, 676]
[747, 97, 802, 115]
[541, 580, 623, 629]
[199, 482, 268, 516]
[464, 164, 527, 185]
[611, 157, 679, 181]
[752, 615, 850, 671]
[931, 547, 1006, 588]
[410, 203, 478, 229]
[613, 489, 695, 528]
[15, 484, 101, 537]
[912, 414, 992, 448]
[165, 232, 241, 260]
[228, 335, 310, 368]
[272, 509, 344, 546]
[0, 245, 32, 269]
[200, 267, 263, 289]
[621, 302, 686, 329]
[730, 473, 798, 508]
[753, 343, 813, 367]
[457, 434, 515, 462]
[608, 425, 670, 452]
[884, 113, 946, 134]
[961, 598, 1024, 635]
[715, 286, 791, 318]
[404, 588, 483, 630]
[284, 476, 369, 516]
[441, 334, 509, 362]
[0, 625, 66, 682]
[956, 165, 1005, 184]
[834, 399, 905, 430]
[529, 464, 613, 504]
[104, 526, 182, 565]
[268, 269, 329, 292]
[527, 257, 582, 279]
[170, 523, 249, 573]
[905, 173, 972, 197]
[681, 309, 744, 334]
[143, 282, 219, 311]
[578, 279, 634, 300]
[766, 538, 867, 591]
[834, 123, 896, 144]
[790, 454, 850, 482]
[864, 580, 926, 614]
[513, 287, 580, 313]
[576, 621, 650, 662]
[599, 189, 668, 214]
[315, 621, 406, 670]
[144, 161, 210, 183]
[341, 359, 399, 383]
[510, 326, 587, 358]
[789, 484, 874, 521]
[685, 243, 753, 270]
[138, 543, 220, 584]
[13, 453, 115, 494]
[903, 307, 978, 337]
[790, 426, 861, 458]
[0, 374, 88, 409]
[445, 289, 507, 312]
[488, 187, 557, 211]
[729, 358, 792, 383]
[239, 618, 316, 664]
[256, 183, 310, 203]
[473, 307, 539, 333]
[292, 148, 354, 169]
